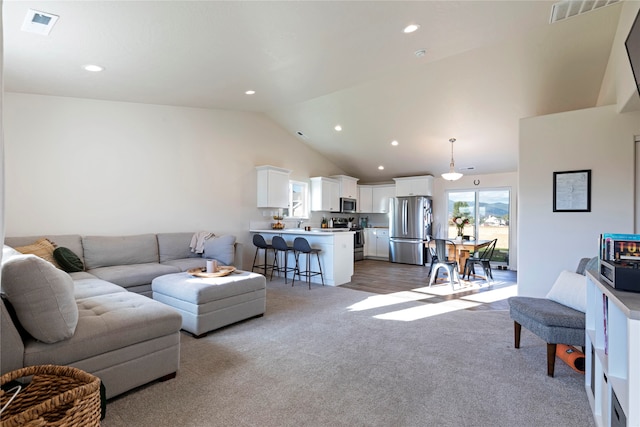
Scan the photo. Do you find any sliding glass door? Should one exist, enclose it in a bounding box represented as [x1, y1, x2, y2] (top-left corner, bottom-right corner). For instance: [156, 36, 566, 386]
[447, 188, 510, 266]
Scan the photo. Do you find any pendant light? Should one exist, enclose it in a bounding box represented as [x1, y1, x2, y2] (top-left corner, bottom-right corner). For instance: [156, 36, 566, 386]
[441, 138, 463, 181]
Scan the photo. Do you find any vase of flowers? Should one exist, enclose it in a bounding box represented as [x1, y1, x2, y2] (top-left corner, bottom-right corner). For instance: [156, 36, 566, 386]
[452, 216, 470, 240]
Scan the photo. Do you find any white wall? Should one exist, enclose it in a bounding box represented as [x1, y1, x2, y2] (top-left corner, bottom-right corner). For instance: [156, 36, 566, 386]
[3, 93, 346, 268]
[518, 104, 640, 297]
[1, 3, 5, 268]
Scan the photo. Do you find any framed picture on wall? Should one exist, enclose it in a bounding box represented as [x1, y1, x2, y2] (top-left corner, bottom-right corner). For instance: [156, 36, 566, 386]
[553, 169, 591, 212]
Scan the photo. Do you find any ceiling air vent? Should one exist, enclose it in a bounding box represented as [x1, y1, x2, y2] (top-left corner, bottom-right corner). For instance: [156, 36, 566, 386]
[550, 0, 619, 24]
[21, 9, 59, 36]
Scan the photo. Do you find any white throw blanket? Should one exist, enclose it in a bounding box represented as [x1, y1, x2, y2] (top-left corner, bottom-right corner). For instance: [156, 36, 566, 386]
[190, 231, 214, 254]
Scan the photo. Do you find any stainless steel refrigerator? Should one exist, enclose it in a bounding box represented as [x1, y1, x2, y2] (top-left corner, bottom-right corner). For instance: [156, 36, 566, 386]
[389, 196, 433, 265]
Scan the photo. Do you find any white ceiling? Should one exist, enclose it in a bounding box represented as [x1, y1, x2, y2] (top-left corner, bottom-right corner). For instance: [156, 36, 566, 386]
[2, 1, 627, 182]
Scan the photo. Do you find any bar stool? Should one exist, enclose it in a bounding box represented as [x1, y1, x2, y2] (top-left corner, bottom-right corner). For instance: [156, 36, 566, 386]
[292, 237, 324, 289]
[270, 236, 297, 283]
[252, 234, 275, 279]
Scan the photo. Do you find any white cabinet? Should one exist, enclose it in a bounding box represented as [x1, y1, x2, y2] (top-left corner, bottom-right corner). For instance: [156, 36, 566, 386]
[364, 228, 389, 260]
[331, 175, 359, 199]
[585, 271, 640, 427]
[364, 229, 375, 257]
[394, 175, 434, 197]
[358, 185, 373, 213]
[372, 185, 395, 214]
[375, 229, 389, 259]
[359, 184, 395, 213]
[310, 177, 340, 212]
[256, 165, 291, 208]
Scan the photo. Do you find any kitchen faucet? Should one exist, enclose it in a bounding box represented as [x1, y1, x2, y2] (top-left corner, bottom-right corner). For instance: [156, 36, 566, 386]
[297, 220, 304, 228]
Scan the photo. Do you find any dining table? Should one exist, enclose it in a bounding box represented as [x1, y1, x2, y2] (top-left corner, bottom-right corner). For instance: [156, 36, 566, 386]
[446, 239, 492, 274]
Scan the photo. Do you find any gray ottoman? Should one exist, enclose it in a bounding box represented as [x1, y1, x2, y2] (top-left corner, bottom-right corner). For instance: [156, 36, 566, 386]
[152, 270, 266, 338]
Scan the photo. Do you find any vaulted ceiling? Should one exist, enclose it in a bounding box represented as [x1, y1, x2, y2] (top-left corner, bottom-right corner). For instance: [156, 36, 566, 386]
[3, 1, 626, 182]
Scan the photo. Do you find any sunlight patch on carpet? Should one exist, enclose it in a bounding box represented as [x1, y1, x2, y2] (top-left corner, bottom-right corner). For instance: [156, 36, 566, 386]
[373, 299, 480, 321]
[461, 284, 517, 303]
[347, 291, 435, 312]
[412, 283, 481, 296]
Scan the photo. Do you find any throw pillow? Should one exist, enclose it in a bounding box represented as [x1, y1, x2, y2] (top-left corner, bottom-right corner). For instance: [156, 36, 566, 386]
[14, 238, 61, 269]
[203, 235, 236, 266]
[546, 270, 587, 313]
[53, 247, 85, 273]
[3, 244, 22, 261]
[1, 254, 79, 343]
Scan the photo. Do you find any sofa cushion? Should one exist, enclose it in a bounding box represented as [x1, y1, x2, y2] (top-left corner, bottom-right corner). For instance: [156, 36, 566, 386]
[1, 299, 24, 374]
[157, 232, 201, 263]
[13, 238, 60, 269]
[73, 277, 128, 300]
[546, 270, 587, 313]
[69, 271, 99, 281]
[87, 263, 180, 288]
[161, 258, 207, 272]
[203, 235, 236, 266]
[54, 247, 85, 273]
[83, 234, 159, 269]
[23, 292, 182, 367]
[1, 254, 79, 343]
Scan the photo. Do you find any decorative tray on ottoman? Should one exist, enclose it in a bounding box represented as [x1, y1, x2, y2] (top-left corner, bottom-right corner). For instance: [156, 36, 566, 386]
[187, 266, 236, 278]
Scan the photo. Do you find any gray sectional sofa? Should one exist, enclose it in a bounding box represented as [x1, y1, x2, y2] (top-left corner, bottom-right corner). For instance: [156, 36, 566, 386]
[0, 232, 242, 399]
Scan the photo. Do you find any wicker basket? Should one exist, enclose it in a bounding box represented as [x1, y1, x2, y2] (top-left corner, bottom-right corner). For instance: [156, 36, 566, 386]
[0, 365, 101, 427]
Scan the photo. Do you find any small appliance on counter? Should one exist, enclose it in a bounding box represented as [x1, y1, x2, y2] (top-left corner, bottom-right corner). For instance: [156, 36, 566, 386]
[599, 260, 640, 292]
[360, 217, 368, 229]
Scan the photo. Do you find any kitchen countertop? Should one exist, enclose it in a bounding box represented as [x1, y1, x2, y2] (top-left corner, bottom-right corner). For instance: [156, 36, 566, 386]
[250, 229, 355, 235]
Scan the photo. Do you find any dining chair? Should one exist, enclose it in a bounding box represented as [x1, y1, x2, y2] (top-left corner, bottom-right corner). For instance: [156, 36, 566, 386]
[426, 238, 462, 290]
[463, 238, 498, 283]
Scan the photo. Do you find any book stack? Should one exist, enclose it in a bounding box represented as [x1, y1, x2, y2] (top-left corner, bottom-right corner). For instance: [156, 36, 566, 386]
[599, 233, 640, 292]
[600, 233, 640, 262]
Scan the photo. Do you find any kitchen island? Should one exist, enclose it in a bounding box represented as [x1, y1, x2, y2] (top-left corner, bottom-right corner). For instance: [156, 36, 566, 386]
[250, 229, 354, 286]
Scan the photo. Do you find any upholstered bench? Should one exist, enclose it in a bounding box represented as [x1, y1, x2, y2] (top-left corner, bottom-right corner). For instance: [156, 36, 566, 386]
[151, 270, 266, 338]
[508, 296, 585, 377]
[508, 257, 596, 377]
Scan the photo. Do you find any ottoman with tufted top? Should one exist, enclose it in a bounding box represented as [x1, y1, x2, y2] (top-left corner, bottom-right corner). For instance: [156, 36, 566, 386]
[151, 270, 266, 338]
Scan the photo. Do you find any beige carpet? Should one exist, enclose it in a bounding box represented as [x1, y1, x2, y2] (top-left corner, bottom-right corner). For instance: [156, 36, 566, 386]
[102, 278, 594, 427]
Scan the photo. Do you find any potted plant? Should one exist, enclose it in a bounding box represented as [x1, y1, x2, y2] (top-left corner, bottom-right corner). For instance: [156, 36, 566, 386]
[452, 216, 470, 240]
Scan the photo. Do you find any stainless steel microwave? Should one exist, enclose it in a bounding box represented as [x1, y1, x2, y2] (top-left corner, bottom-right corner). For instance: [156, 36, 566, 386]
[340, 197, 356, 213]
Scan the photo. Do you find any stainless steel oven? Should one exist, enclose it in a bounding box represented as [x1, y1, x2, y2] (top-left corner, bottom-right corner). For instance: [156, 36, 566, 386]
[331, 218, 363, 261]
[353, 227, 364, 261]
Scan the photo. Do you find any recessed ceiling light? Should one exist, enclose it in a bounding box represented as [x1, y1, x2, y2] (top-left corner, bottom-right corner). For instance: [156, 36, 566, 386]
[334, 125, 342, 132]
[403, 24, 420, 34]
[83, 64, 104, 72]
[391, 140, 399, 146]
[378, 165, 385, 170]
[245, 90, 256, 95]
